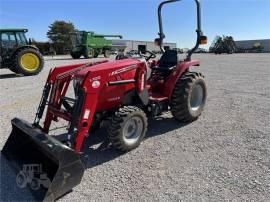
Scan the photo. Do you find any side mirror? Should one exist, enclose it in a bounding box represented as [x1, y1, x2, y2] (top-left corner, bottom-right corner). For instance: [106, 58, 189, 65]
[154, 38, 161, 46]
[199, 36, 207, 45]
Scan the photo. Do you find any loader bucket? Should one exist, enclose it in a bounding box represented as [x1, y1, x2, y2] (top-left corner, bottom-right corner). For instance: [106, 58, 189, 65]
[1, 118, 85, 201]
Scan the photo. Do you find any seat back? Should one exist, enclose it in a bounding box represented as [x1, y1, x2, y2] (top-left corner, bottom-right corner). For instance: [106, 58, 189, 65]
[159, 50, 178, 69]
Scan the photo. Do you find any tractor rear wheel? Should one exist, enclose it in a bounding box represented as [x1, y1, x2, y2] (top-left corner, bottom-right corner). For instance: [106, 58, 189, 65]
[107, 106, 148, 151]
[16, 171, 27, 188]
[12, 48, 44, 76]
[171, 71, 207, 123]
[104, 50, 111, 58]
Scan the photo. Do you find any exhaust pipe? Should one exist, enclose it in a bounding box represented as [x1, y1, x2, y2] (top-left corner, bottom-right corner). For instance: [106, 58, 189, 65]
[1, 118, 85, 201]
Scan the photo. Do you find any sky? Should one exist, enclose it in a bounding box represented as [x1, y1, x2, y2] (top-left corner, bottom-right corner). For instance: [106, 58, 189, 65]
[0, 0, 269, 48]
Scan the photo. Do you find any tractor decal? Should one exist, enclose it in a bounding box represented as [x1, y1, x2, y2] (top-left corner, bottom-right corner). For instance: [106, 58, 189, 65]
[92, 80, 101, 88]
[16, 164, 51, 191]
[89, 76, 101, 82]
[110, 64, 137, 76]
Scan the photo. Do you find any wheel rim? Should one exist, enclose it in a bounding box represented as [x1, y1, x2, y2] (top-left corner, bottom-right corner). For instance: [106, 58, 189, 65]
[17, 175, 24, 185]
[88, 49, 94, 57]
[20, 53, 40, 71]
[190, 83, 204, 111]
[123, 116, 143, 145]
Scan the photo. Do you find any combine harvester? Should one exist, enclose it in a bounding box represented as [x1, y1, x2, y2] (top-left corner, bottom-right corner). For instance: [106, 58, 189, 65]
[1, 0, 207, 201]
[70, 31, 122, 59]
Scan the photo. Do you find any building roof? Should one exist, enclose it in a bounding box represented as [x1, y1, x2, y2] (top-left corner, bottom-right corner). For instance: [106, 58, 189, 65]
[114, 39, 176, 45]
[235, 39, 270, 42]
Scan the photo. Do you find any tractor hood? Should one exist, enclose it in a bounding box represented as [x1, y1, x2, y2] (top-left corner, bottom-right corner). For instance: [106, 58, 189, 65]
[75, 58, 141, 79]
[73, 58, 143, 93]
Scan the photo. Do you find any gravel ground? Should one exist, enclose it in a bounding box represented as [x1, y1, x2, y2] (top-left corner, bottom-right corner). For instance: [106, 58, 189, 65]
[0, 54, 269, 201]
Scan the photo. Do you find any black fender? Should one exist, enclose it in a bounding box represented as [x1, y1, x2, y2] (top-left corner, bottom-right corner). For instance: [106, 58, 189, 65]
[11, 45, 39, 58]
[123, 89, 149, 106]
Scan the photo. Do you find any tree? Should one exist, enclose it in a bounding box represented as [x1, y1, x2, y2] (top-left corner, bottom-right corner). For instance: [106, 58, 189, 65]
[209, 35, 237, 54]
[47, 20, 75, 54]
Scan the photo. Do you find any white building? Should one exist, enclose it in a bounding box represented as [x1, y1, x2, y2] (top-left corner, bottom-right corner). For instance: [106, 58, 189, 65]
[235, 39, 270, 52]
[112, 39, 177, 52]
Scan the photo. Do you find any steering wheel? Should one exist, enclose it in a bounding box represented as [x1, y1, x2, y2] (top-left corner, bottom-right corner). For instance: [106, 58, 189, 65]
[139, 50, 156, 61]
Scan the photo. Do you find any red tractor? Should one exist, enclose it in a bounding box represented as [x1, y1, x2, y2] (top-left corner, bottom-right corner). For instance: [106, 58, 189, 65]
[2, 0, 207, 201]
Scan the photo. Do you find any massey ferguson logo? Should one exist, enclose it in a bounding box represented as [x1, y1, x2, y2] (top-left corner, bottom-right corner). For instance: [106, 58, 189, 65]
[110, 65, 137, 76]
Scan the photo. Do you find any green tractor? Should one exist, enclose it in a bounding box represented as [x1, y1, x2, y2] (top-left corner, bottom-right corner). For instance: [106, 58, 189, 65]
[70, 31, 122, 59]
[0, 29, 44, 76]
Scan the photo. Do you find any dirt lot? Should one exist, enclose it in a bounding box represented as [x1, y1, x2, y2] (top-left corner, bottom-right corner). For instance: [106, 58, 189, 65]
[0, 54, 269, 201]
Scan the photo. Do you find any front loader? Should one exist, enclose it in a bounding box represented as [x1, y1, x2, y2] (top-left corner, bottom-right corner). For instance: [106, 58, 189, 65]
[1, 0, 207, 201]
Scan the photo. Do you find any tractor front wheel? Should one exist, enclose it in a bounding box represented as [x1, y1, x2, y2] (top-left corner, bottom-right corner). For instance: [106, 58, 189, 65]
[107, 106, 148, 151]
[30, 178, 40, 190]
[171, 72, 207, 123]
[13, 49, 44, 76]
[71, 52, 81, 59]
[94, 50, 99, 58]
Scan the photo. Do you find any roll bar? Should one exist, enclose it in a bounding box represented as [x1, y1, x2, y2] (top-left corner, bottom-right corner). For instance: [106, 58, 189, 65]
[157, 0, 206, 61]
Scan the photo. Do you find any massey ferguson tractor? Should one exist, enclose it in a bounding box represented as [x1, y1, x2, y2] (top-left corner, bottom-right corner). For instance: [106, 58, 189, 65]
[2, 0, 207, 201]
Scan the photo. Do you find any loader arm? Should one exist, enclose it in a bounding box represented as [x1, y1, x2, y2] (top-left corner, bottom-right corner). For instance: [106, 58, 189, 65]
[34, 60, 108, 129]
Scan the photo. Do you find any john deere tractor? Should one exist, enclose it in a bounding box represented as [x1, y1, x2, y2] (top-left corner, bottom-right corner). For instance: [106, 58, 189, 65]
[70, 31, 122, 59]
[0, 29, 44, 76]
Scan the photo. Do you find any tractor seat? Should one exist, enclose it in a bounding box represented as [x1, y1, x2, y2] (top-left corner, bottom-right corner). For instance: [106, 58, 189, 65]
[157, 50, 179, 72]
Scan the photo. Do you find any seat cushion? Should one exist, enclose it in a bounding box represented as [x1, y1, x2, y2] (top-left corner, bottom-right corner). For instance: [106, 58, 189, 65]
[158, 50, 178, 69]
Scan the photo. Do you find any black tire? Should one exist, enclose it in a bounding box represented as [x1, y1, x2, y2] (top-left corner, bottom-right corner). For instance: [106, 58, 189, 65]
[12, 48, 44, 76]
[107, 106, 148, 151]
[30, 178, 40, 190]
[16, 172, 27, 188]
[104, 50, 111, 58]
[171, 71, 207, 123]
[9, 65, 20, 74]
[71, 52, 81, 59]
[94, 50, 99, 58]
